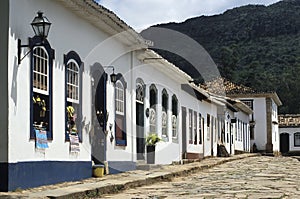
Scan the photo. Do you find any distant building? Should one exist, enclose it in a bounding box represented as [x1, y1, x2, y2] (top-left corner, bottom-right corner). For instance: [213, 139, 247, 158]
[279, 114, 300, 154]
[202, 78, 282, 154]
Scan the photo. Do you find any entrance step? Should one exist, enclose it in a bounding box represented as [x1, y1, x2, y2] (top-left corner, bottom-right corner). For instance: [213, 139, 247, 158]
[136, 161, 163, 171]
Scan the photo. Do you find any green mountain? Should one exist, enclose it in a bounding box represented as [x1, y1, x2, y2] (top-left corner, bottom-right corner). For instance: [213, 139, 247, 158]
[142, 0, 300, 114]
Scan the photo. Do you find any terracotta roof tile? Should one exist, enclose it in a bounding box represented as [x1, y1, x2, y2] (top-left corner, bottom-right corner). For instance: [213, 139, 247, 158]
[279, 114, 300, 127]
[200, 77, 256, 95]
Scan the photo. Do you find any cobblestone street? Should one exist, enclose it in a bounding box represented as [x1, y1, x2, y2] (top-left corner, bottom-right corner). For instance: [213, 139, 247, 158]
[102, 156, 300, 199]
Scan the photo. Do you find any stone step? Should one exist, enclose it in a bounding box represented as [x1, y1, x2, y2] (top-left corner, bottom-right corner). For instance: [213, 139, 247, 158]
[136, 163, 163, 171]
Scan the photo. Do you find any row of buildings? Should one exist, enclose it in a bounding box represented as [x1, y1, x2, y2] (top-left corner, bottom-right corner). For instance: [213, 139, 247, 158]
[0, 0, 282, 191]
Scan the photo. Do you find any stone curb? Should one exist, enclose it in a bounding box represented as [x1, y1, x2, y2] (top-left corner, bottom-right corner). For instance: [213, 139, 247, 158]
[0, 154, 260, 199]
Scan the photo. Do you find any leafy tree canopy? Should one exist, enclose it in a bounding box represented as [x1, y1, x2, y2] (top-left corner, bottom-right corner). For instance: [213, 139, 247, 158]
[142, 0, 300, 114]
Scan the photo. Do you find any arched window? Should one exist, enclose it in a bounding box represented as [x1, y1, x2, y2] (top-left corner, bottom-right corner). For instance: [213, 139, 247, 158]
[30, 37, 54, 140]
[149, 84, 157, 133]
[64, 51, 83, 142]
[294, 132, 300, 147]
[136, 81, 145, 104]
[198, 114, 203, 144]
[33, 47, 49, 94]
[162, 89, 168, 140]
[172, 95, 178, 140]
[115, 75, 127, 146]
[67, 60, 79, 103]
[115, 81, 125, 115]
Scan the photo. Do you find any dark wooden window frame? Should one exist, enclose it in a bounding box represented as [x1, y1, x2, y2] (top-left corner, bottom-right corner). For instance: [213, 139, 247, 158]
[30, 36, 55, 140]
[115, 74, 127, 146]
[64, 51, 83, 142]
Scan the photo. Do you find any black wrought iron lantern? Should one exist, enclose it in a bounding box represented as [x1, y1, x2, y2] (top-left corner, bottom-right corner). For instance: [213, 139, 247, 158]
[110, 68, 117, 85]
[31, 11, 52, 39]
[18, 11, 52, 64]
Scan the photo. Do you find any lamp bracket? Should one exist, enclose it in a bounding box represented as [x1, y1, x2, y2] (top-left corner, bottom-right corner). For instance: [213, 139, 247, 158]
[18, 38, 45, 65]
[18, 39, 31, 65]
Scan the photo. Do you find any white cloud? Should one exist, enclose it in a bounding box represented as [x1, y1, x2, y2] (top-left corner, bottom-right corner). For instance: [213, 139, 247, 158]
[98, 0, 280, 31]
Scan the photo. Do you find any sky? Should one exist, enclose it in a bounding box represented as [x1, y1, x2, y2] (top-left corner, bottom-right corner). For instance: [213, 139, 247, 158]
[97, 0, 281, 32]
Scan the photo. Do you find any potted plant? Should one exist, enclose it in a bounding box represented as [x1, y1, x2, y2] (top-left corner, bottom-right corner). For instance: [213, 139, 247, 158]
[146, 133, 162, 164]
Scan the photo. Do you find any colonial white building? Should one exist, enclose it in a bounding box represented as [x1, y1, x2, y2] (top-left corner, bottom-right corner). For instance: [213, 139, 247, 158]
[203, 78, 282, 154]
[279, 114, 300, 154]
[0, 0, 264, 192]
[210, 94, 252, 155]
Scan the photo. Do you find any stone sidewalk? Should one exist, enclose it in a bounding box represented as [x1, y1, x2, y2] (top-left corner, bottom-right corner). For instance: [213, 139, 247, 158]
[0, 153, 258, 199]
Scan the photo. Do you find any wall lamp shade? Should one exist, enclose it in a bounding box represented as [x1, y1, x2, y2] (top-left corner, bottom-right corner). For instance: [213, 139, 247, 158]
[110, 72, 117, 84]
[31, 11, 52, 39]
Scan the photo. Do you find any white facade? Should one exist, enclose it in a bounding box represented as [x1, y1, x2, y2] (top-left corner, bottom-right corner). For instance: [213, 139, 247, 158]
[0, 0, 266, 192]
[229, 93, 282, 154]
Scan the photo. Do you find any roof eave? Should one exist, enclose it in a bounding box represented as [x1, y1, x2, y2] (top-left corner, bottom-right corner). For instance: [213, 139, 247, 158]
[55, 0, 148, 48]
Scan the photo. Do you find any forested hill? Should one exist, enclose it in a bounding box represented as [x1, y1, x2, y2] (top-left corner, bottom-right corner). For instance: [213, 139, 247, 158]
[142, 0, 300, 114]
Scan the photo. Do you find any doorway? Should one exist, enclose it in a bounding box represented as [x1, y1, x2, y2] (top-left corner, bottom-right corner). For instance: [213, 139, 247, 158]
[280, 133, 289, 154]
[182, 107, 187, 159]
[91, 64, 107, 164]
[136, 80, 145, 160]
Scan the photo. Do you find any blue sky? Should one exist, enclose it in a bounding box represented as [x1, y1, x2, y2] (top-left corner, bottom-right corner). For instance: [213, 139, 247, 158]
[96, 0, 280, 31]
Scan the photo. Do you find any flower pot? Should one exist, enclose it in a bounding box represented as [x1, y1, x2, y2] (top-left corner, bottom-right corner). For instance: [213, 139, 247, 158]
[92, 164, 104, 177]
[146, 145, 155, 164]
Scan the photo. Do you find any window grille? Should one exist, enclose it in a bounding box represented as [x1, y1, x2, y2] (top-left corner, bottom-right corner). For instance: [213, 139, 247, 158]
[294, 132, 300, 146]
[115, 81, 124, 115]
[67, 60, 79, 103]
[33, 47, 48, 95]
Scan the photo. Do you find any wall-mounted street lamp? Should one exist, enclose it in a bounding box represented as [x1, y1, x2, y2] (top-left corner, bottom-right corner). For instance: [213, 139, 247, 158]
[18, 11, 52, 64]
[105, 66, 117, 85]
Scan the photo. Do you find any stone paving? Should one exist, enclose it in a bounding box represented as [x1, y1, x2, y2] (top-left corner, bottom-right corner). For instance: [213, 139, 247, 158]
[101, 156, 300, 199]
[0, 154, 257, 198]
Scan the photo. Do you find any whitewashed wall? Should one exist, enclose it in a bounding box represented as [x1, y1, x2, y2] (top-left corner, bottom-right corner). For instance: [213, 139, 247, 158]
[180, 92, 219, 158]
[8, 0, 138, 163]
[131, 63, 184, 165]
[235, 98, 267, 151]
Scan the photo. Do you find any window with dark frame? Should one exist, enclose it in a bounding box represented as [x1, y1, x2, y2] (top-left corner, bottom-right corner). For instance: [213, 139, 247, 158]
[64, 51, 83, 142]
[149, 84, 157, 134]
[172, 95, 178, 140]
[30, 38, 54, 140]
[241, 100, 253, 110]
[115, 81, 124, 115]
[294, 132, 300, 147]
[162, 89, 168, 141]
[198, 114, 202, 144]
[115, 77, 127, 146]
[32, 47, 50, 134]
[211, 116, 214, 142]
[207, 114, 210, 141]
[189, 109, 193, 144]
[194, 111, 197, 145]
